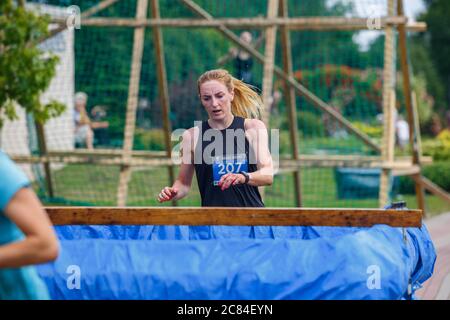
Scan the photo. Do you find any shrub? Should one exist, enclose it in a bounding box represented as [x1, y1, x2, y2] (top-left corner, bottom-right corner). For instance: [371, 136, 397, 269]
[0, 0, 65, 126]
[134, 128, 167, 151]
[352, 121, 383, 139]
[397, 161, 450, 194]
[297, 111, 324, 137]
[422, 129, 450, 161]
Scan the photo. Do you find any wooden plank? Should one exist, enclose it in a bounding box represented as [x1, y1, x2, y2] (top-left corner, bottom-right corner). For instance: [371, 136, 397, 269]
[397, 0, 426, 214]
[80, 0, 121, 19]
[39, 0, 121, 44]
[217, 34, 265, 66]
[45, 207, 422, 227]
[47, 149, 167, 158]
[70, 16, 425, 31]
[279, 0, 301, 207]
[10, 153, 432, 169]
[261, 0, 279, 125]
[150, 0, 176, 206]
[413, 176, 450, 205]
[379, 0, 396, 207]
[180, 0, 380, 153]
[258, 0, 279, 201]
[117, 0, 149, 206]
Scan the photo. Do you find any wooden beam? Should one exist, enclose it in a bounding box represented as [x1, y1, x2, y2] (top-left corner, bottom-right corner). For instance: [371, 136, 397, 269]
[258, 0, 279, 202]
[39, 0, 121, 44]
[68, 16, 425, 31]
[10, 153, 432, 169]
[17, 149, 432, 163]
[279, 0, 302, 207]
[45, 207, 422, 227]
[180, 0, 380, 153]
[397, 0, 426, 214]
[150, 0, 176, 206]
[35, 122, 54, 198]
[261, 0, 279, 124]
[413, 176, 450, 205]
[392, 165, 421, 177]
[117, 0, 149, 206]
[379, 0, 396, 207]
[80, 0, 121, 19]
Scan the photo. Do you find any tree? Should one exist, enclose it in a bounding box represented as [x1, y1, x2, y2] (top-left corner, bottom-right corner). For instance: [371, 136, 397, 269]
[420, 0, 450, 113]
[0, 0, 65, 127]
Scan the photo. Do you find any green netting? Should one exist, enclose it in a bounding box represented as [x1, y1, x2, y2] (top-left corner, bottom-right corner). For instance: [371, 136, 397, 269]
[3, 0, 443, 212]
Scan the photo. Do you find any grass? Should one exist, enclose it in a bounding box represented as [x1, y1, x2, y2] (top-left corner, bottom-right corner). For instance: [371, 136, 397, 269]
[40, 163, 450, 217]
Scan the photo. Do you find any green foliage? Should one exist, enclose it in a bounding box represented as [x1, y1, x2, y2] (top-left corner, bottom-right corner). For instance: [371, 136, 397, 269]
[421, 0, 450, 114]
[296, 111, 323, 137]
[396, 73, 434, 127]
[0, 0, 65, 127]
[409, 36, 447, 115]
[352, 121, 383, 139]
[398, 161, 450, 194]
[134, 128, 167, 151]
[278, 130, 292, 155]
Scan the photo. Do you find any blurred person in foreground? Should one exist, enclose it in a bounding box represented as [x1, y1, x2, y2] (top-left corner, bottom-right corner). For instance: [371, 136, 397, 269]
[0, 150, 59, 299]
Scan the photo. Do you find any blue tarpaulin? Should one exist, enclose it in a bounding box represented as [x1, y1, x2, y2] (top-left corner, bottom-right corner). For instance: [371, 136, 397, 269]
[36, 222, 436, 300]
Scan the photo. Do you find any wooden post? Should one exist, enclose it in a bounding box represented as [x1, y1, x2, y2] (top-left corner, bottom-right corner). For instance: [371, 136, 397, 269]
[411, 92, 422, 163]
[117, 0, 149, 206]
[379, 0, 396, 207]
[259, 0, 279, 200]
[397, 0, 426, 214]
[279, 0, 302, 207]
[150, 0, 176, 206]
[35, 122, 54, 198]
[45, 207, 423, 228]
[413, 176, 450, 204]
[261, 0, 279, 124]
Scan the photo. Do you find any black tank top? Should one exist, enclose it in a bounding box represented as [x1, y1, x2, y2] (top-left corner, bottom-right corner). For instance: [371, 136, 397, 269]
[194, 116, 264, 207]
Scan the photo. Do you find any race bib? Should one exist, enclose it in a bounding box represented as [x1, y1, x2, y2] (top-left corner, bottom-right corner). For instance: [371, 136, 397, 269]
[212, 154, 248, 186]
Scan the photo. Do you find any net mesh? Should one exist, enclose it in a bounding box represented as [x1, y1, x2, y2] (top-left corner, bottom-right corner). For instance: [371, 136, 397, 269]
[2, 0, 446, 214]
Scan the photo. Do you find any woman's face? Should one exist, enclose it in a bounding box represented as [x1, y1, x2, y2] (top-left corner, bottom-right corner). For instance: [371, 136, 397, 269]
[199, 80, 234, 121]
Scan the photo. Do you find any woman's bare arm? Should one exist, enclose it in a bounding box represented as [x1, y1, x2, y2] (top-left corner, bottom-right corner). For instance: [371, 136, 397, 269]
[157, 128, 196, 202]
[0, 188, 59, 268]
[218, 119, 274, 190]
[244, 119, 274, 186]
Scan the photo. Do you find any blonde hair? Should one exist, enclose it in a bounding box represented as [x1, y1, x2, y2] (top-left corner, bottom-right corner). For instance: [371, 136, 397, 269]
[197, 69, 263, 119]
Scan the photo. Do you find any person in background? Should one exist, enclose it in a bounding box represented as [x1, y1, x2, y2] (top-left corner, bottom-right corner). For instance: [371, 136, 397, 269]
[90, 105, 110, 146]
[157, 69, 273, 207]
[74, 92, 94, 149]
[73, 92, 109, 149]
[230, 31, 255, 86]
[395, 114, 410, 151]
[0, 150, 59, 299]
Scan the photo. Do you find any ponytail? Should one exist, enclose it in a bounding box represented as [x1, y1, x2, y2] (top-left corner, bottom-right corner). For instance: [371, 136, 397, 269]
[198, 69, 263, 119]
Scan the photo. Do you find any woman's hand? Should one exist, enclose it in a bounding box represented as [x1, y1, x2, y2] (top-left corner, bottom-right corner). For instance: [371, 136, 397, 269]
[217, 173, 246, 191]
[157, 186, 178, 203]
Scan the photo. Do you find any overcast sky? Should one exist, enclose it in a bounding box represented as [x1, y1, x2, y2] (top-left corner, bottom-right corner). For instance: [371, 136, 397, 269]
[338, 0, 427, 50]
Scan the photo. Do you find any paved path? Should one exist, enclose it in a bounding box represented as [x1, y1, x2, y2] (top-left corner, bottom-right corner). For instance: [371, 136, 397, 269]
[416, 212, 450, 300]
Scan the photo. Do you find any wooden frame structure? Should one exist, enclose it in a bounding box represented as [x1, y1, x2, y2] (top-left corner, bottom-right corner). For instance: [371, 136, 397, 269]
[13, 0, 450, 212]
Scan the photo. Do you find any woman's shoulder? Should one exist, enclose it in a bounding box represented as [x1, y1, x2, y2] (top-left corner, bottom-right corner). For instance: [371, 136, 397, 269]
[181, 126, 202, 147]
[244, 118, 267, 130]
[0, 151, 30, 211]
